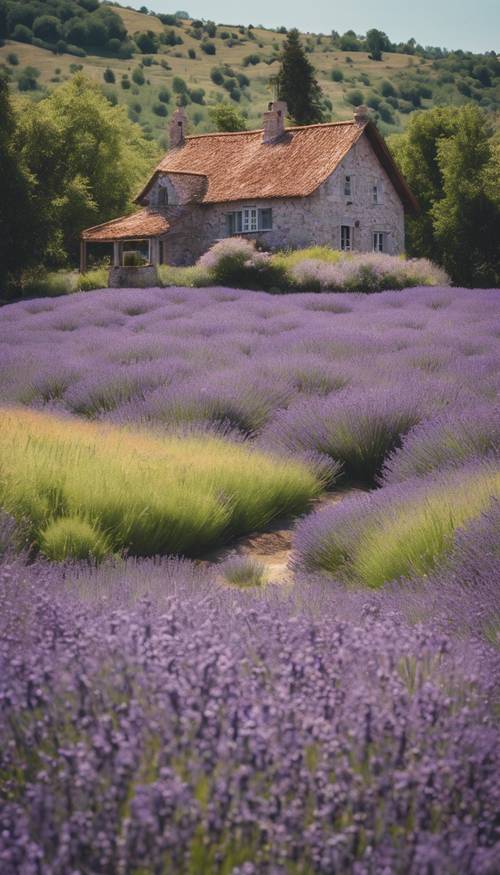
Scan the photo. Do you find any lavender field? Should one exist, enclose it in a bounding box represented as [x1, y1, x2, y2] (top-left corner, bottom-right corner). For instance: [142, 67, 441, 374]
[1, 283, 499, 873]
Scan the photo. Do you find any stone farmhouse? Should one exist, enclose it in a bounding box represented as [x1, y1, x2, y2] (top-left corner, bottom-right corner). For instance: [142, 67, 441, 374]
[80, 102, 418, 276]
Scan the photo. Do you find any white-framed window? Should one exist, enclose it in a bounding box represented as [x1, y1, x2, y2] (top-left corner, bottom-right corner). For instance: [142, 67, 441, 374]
[226, 207, 273, 236]
[373, 231, 385, 252]
[243, 206, 258, 232]
[340, 225, 352, 251]
[344, 174, 352, 198]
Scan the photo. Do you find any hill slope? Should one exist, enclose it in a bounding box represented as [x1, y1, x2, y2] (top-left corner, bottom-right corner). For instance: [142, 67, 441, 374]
[0, 2, 498, 145]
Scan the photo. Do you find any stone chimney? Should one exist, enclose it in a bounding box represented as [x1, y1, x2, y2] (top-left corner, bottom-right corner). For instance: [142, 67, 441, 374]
[354, 105, 370, 126]
[169, 107, 188, 148]
[262, 100, 287, 144]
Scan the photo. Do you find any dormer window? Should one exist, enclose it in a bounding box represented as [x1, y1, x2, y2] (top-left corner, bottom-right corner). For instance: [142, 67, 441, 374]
[344, 175, 352, 198]
[158, 188, 169, 206]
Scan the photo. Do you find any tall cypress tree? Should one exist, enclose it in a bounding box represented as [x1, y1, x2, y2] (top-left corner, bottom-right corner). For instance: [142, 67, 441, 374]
[276, 29, 324, 125]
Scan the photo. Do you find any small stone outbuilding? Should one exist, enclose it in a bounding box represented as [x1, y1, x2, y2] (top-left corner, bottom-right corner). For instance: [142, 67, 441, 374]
[80, 104, 418, 272]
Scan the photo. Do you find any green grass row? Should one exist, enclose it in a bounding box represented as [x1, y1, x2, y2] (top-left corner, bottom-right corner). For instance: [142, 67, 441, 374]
[0, 408, 322, 561]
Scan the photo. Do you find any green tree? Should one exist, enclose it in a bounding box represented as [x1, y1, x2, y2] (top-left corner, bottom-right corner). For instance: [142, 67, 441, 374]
[276, 28, 324, 125]
[14, 74, 159, 265]
[432, 109, 499, 286]
[208, 102, 246, 132]
[390, 105, 500, 286]
[365, 28, 390, 61]
[0, 75, 38, 293]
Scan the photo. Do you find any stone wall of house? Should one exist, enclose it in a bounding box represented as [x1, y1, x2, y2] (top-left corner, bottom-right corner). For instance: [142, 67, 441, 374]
[148, 131, 405, 265]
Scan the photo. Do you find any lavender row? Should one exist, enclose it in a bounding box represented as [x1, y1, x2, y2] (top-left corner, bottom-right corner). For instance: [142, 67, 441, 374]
[0, 527, 499, 874]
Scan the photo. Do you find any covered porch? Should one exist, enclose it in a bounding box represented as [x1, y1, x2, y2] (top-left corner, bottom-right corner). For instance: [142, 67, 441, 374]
[80, 209, 170, 272]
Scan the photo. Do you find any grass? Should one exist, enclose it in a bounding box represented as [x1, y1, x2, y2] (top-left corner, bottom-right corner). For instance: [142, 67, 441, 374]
[272, 246, 343, 272]
[0, 407, 322, 561]
[157, 264, 209, 288]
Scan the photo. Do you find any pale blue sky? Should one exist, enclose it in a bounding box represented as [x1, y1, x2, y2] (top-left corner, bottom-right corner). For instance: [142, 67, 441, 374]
[128, 0, 499, 53]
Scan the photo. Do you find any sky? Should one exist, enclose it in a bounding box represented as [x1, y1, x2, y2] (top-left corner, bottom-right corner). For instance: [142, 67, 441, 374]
[128, 0, 499, 54]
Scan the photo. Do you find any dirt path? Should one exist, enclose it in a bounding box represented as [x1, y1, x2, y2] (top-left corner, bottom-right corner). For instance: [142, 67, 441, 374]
[204, 487, 365, 583]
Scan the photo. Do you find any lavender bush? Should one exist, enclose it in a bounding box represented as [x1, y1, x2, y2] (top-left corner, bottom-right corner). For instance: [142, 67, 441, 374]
[289, 252, 449, 292]
[198, 237, 287, 290]
[0, 552, 499, 874]
[293, 461, 500, 585]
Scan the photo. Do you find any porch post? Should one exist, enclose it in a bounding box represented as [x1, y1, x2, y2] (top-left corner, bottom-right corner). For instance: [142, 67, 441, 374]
[150, 237, 160, 266]
[148, 239, 152, 265]
[80, 239, 87, 273]
[113, 241, 120, 267]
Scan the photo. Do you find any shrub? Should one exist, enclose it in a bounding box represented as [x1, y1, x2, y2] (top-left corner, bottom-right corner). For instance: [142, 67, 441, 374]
[242, 53, 260, 66]
[289, 253, 449, 293]
[220, 556, 268, 586]
[201, 41, 216, 55]
[188, 47, 196, 59]
[12, 24, 32, 43]
[121, 76, 131, 90]
[346, 88, 364, 106]
[0, 408, 321, 559]
[103, 67, 115, 83]
[77, 267, 108, 291]
[40, 516, 111, 562]
[172, 75, 187, 93]
[7, 53, 19, 65]
[294, 462, 500, 585]
[266, 389, 424, 484]
[382, 407, 500, 483]
[158, 87, 170, 103]
[132, 67, 145, 86]
[210, 67, 224, 85]
[152, 102, 167, 116]
[135, 31, 158, 53]
[21, 270, 76, 298]
[380, 79, 397, 97]
[17, 65, 40, 91]
[331, 68, 343, 81]
[189, 87, 205, 104]
[198, 238, 287, 291]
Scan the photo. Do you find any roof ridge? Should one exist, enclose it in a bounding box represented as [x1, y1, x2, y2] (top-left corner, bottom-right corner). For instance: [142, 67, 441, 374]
[184, 120, 358, 140]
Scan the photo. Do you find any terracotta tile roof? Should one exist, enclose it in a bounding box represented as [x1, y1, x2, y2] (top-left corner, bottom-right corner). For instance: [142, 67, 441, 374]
[137, 122, 363, 205]
[136, 120, 418, 215]
[82, 209, 170, 242]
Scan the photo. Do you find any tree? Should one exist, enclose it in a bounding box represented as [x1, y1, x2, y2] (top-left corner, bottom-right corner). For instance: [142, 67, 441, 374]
[0, 75, 38, 292]
[208, 102, 246, 132]
[365, 29, 390, 61]
[390, 105, 500, 286]
[432, 108, 499, 286]
[14, 74, 160, 265]
[103, 67, 115, 84]
[276, 28, 324, 125]
[33, 14, 62, 43]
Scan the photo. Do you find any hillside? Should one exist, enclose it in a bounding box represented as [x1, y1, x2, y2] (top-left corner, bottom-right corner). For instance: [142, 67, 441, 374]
[0, 1, 498, 146]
